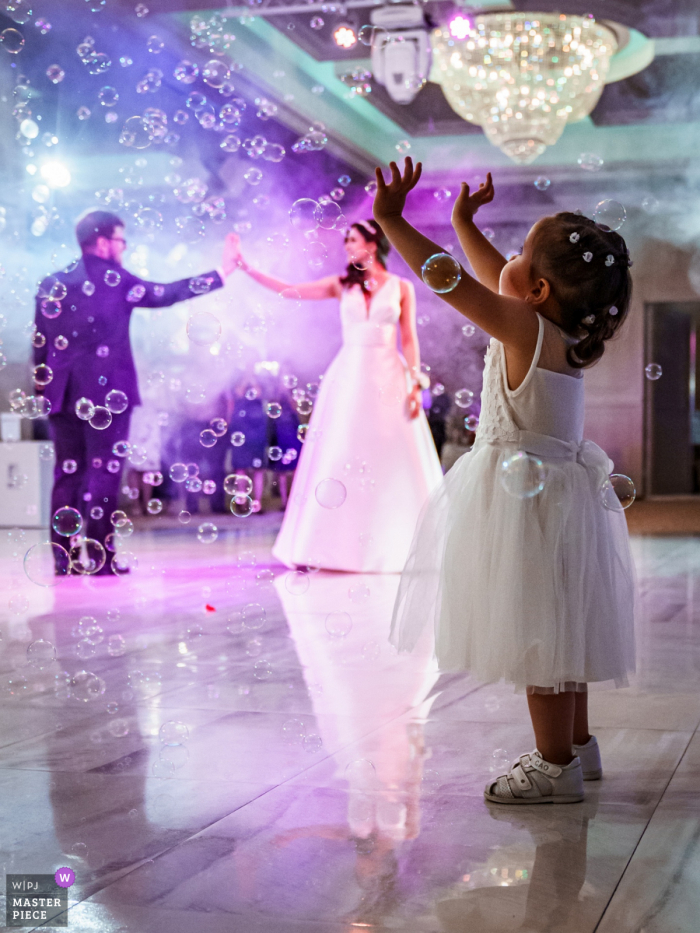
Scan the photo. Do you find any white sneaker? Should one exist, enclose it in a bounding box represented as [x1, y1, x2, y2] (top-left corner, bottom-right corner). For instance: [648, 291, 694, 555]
[573, 735, 602, 781]
[484, 750, 584, 805]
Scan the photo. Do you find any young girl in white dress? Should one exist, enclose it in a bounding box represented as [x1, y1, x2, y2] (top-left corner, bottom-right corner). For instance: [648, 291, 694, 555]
[373, 159, 636, 805]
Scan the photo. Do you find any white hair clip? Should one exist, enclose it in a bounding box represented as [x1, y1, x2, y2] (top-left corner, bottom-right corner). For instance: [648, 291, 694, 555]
[605, 254, 615, 266]
[609, 305, 619, 316]
[569, 232, 580, 243]
[582, 314, 595, 325]
[583, 251, 593, 262]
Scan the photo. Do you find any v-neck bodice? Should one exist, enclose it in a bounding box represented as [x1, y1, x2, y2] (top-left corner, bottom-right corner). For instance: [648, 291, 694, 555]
[339, 274, 401, 347]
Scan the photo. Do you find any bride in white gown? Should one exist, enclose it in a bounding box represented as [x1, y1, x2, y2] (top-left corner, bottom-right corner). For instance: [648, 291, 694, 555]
[229, 219, 443, 572]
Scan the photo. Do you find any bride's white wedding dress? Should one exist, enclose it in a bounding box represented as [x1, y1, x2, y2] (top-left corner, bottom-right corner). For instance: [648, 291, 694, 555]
[272, 274, 443, 572]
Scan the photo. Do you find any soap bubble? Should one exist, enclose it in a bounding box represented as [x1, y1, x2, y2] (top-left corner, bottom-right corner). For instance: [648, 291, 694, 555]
[315, 478, 346, 509]
[199, 429, 217, 448]
[70, 670, 106, 702]
[500, 451, 546, 499]
[69, 539, 107, 574]
[268, 446, 283, 462]
[285, 570, 310, 595]
[224, 473, 253, 496]
[189, 276, 211, 295]
[120, 115, 153, 149]
[642, 195, 659, 215]
[358, 24, 386, 46]
[289, 198, 318, 233]
[104, 269, 121, 287]
[455, 388, 474, 408]
[197, 522, 218, 543]
[421, 253, 461, 293]
[314, 200, 341, 229]
[534, 176, 551, 191]
[645, 363, 662, 380]
[1, 27, 25, 53]
[462, 323, 476, 338]
[24, 542, 70, 585]
[53, 506, 82, 537]
[601, 474, 636, 511]
[348, 582, 370, 603]
[202, 58, 230, 88]
[282, 719, 306, 744]
[33, 363, 53, 386]
[46, 64, 65, 83]
[230, 495, 253, 517]
[62, 459, 78, 474]
[108, 634, 126, 657]
[105, 390, 128, 414]
[146, 498, 162, 515]
[577, 152, 604, 173]
[112, 551, 138, 575]
[243, 603, 266, 630]
[253, 659, 272, 680]
[90, 406, 112, 430]
[325, 611, 352, 637]
[465, 415, 479, 431]
[187, 311, 221, 346]
[27, 638, 57, 669]
[230, 431, 245, 447]
[593, 199, 626, 232]
[345, 758, 377, 789]
[303, 733, 322, 753]
[159, 721, 189, 745]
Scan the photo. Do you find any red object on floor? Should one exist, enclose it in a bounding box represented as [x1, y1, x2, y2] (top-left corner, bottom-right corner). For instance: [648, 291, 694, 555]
[205, 604, 216, 612]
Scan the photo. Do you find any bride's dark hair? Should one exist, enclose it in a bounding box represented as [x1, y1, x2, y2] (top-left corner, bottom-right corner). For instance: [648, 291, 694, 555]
[339, 219, 391, 292]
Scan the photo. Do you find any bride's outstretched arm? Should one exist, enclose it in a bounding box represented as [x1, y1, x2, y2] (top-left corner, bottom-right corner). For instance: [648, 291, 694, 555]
[227, 233, 340, 300]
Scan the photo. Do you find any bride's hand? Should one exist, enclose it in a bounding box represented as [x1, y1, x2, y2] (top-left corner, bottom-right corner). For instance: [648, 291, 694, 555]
[222, 232, 246, 277]
[408, 384, 422, 419]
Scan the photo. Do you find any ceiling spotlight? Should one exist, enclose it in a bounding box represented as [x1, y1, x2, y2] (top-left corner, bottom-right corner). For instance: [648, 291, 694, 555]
[370, 5, 431, 105]
[333, 24, 357, 49]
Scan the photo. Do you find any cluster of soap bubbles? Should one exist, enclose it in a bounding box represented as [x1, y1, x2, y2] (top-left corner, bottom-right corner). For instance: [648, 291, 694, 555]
[291, 123, 328, 154]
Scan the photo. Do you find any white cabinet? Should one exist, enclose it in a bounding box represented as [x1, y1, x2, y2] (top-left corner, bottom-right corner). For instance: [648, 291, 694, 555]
[0, 441, 53, 528]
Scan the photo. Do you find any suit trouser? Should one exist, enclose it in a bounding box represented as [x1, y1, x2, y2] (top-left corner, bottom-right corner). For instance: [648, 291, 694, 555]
[48, 408, 132, 557]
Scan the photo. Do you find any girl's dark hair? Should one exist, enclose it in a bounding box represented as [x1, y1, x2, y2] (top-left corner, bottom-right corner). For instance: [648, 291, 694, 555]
[530, 211, 633, 369]
[339, 219, 391, 291]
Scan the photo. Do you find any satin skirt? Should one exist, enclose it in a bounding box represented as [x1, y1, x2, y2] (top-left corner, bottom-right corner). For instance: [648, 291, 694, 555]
[272, 329, 443, 573]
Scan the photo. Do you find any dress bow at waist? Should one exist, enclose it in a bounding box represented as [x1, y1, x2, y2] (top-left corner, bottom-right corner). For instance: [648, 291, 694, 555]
[482, 429, 613, 490]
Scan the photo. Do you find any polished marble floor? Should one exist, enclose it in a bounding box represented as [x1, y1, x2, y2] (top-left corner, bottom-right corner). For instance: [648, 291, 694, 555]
[1, 519, 699, 932]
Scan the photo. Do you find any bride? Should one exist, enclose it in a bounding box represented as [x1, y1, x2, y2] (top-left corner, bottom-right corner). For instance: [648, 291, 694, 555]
[229, 218, 442, 573]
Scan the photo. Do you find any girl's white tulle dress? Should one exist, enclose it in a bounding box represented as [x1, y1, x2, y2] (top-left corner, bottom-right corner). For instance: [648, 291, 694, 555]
[391, 313, 637, 693]
[273, 274, 443, 573]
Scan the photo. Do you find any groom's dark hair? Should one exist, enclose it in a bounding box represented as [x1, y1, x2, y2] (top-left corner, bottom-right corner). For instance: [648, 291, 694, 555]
[75, 210, 125, 251]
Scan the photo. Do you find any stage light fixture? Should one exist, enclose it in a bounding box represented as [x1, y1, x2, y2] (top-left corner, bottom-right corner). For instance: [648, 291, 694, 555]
[333, 24, 357, 49]
[369, 6, 431, 105]
[40, 160, 71, 188]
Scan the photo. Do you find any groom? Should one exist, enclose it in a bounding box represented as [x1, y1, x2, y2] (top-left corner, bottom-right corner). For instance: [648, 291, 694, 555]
[34, 210, 238, 573]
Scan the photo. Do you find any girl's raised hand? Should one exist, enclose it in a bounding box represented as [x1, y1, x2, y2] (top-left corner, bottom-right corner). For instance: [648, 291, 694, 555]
[451, 172, 495, 227]
[373, 158, 423, 224]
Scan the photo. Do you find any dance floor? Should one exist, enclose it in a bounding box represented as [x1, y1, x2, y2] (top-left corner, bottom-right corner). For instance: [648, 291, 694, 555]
[1, 518, 699, 932]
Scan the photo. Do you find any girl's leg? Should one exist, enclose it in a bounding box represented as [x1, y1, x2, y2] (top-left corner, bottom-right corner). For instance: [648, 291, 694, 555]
[526, 691, 576, 766]
[279, 473, 290, 507]
[573, 688, 592, 747]
[252, 469, 264, 505]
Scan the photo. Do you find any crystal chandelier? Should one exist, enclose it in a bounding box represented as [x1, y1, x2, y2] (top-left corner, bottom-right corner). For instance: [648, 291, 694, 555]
[431, 12, 618, 164]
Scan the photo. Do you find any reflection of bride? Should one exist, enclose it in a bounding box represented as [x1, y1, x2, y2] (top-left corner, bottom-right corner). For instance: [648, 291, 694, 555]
[230, 220, 442, 573]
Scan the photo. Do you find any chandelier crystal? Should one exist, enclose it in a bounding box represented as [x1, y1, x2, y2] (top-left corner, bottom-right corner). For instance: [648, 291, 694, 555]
[431, 12, 618, 164]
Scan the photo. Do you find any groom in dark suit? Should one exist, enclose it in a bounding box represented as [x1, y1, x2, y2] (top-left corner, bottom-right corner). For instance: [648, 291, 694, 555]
[34, 210, 237, 572]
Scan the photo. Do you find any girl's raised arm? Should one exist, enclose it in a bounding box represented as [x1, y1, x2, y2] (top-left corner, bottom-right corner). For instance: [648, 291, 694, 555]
[372, 159, 536, 350]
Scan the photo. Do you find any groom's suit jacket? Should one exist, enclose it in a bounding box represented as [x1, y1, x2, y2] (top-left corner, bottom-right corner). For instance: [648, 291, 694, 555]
[33, 254, 223, 415]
